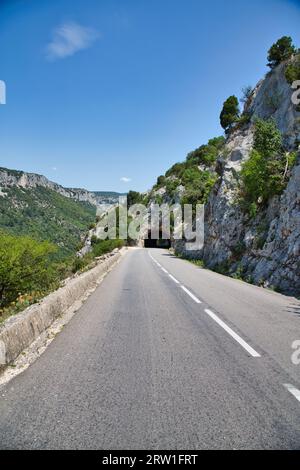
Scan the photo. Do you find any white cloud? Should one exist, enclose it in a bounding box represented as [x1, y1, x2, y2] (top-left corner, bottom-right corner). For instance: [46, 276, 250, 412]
[51, 166, 57, 171]
[46, 21, 99, 60]
[120, 177, 131, 183]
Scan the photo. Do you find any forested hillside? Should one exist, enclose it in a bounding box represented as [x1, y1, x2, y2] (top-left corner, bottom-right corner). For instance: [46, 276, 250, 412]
[0, 186, 96, 259]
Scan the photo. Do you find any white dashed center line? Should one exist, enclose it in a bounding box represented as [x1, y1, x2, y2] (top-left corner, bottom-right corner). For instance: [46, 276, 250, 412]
[284, 384, 300, 403]
[168, 274, 180, 284]
[148, 250, 260, 359]
[180, 285, 202, 304]
[204, 309, 261, 358]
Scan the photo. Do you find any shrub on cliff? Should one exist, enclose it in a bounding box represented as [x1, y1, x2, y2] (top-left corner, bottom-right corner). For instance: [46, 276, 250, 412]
[186, 136, 225, 166]
[253, 118, 282, 157]
[240, 119, 296, 214]
[285, 55, 300, 84]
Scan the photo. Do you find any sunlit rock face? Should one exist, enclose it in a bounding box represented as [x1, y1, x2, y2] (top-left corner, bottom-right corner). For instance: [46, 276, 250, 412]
[202, 59, 300, 295]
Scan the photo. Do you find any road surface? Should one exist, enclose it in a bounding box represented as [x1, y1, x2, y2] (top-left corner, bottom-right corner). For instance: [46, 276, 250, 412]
[0, 248, 300, 449]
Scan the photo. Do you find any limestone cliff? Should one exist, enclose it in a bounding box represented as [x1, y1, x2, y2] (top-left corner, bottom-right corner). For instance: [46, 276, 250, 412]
[203, 60, 300, 295]
[0, 167, 123, 206]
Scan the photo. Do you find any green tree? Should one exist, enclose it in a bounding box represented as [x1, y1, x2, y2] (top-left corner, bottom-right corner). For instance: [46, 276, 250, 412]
[0, 231, 57, 307]
[127, 190, 142, 207]
[220, 96, 240, 132]
[156, 175, 166, 187]
[267, 36, 296, 68]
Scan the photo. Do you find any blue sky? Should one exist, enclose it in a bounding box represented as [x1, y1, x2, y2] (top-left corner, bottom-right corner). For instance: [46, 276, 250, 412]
[0, 0, 300, 192]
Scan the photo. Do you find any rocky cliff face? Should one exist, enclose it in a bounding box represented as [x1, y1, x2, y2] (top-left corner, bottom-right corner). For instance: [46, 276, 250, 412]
[202, 61, 300, 295]
[0, 168, 122, 206]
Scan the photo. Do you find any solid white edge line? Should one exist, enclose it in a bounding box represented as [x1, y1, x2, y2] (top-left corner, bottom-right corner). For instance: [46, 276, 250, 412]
[181, 285, 202, 304]
[161, 267, 169, 274]
[284, 383, 300, 403]
[169, 274, 180, 284]
[204, 308, 261, 358]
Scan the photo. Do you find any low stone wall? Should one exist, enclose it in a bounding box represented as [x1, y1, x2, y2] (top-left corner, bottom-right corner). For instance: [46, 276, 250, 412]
[0, 250, 122, 370]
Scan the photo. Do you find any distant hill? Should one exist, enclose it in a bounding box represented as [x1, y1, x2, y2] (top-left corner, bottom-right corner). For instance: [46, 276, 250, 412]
[0, 167, 123, 259]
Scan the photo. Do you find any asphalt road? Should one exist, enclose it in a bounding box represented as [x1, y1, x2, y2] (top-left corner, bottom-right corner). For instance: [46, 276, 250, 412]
[0, 248, 300, 449]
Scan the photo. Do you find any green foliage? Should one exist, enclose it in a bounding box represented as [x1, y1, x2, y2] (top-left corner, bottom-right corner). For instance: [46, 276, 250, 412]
[220, 95, 240, 132]
[231, 264, 245, 280]
[213, 260, 231, 275]
[165, 162, 186, 178]
[157, 136, 223, 206]
[235, 112, 252, 130]
[154, 194, 163, 205]
[181, 169, 217, 205]
[285, 55, 300, 84]
[240, 119, 296, 214]
[253, 118, 282, 157]
[0, 231, 58, 308]
[0, 186, 96, 260]
[267, 36, 296, 68]
[91, 238, 124, 258]
[165, 178, 180, 197]
[156, 175, 166, 187]
[186, 136, 225, 166]
[175, 253, 205, 268]
[71, 238, 124, 274]
[189, 258, 205, 268]
[287, 151, 298, 168]
[72, 256, 90, 274]
[127, 190, 143, 207]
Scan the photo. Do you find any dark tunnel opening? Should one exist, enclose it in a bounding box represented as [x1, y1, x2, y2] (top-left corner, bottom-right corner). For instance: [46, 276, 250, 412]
[144, 230, 171, 248]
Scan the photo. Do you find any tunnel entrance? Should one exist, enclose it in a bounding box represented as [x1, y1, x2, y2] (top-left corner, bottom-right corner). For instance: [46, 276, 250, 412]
[144, 229, 171, 248]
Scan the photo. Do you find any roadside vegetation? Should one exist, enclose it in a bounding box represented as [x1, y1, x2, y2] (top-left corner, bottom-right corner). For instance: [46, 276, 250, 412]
[72, 238, 124, 274]
[0, 212, 126, 323]
[0, 231, 60, 322]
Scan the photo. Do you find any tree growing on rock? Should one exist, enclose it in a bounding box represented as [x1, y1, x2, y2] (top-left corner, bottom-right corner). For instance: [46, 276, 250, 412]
[267, 36, 296, 68]
[220, 95, 240, 133]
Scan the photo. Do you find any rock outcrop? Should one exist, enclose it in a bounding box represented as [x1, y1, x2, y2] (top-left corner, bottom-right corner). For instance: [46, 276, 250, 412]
[202, 61, 300, 295]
